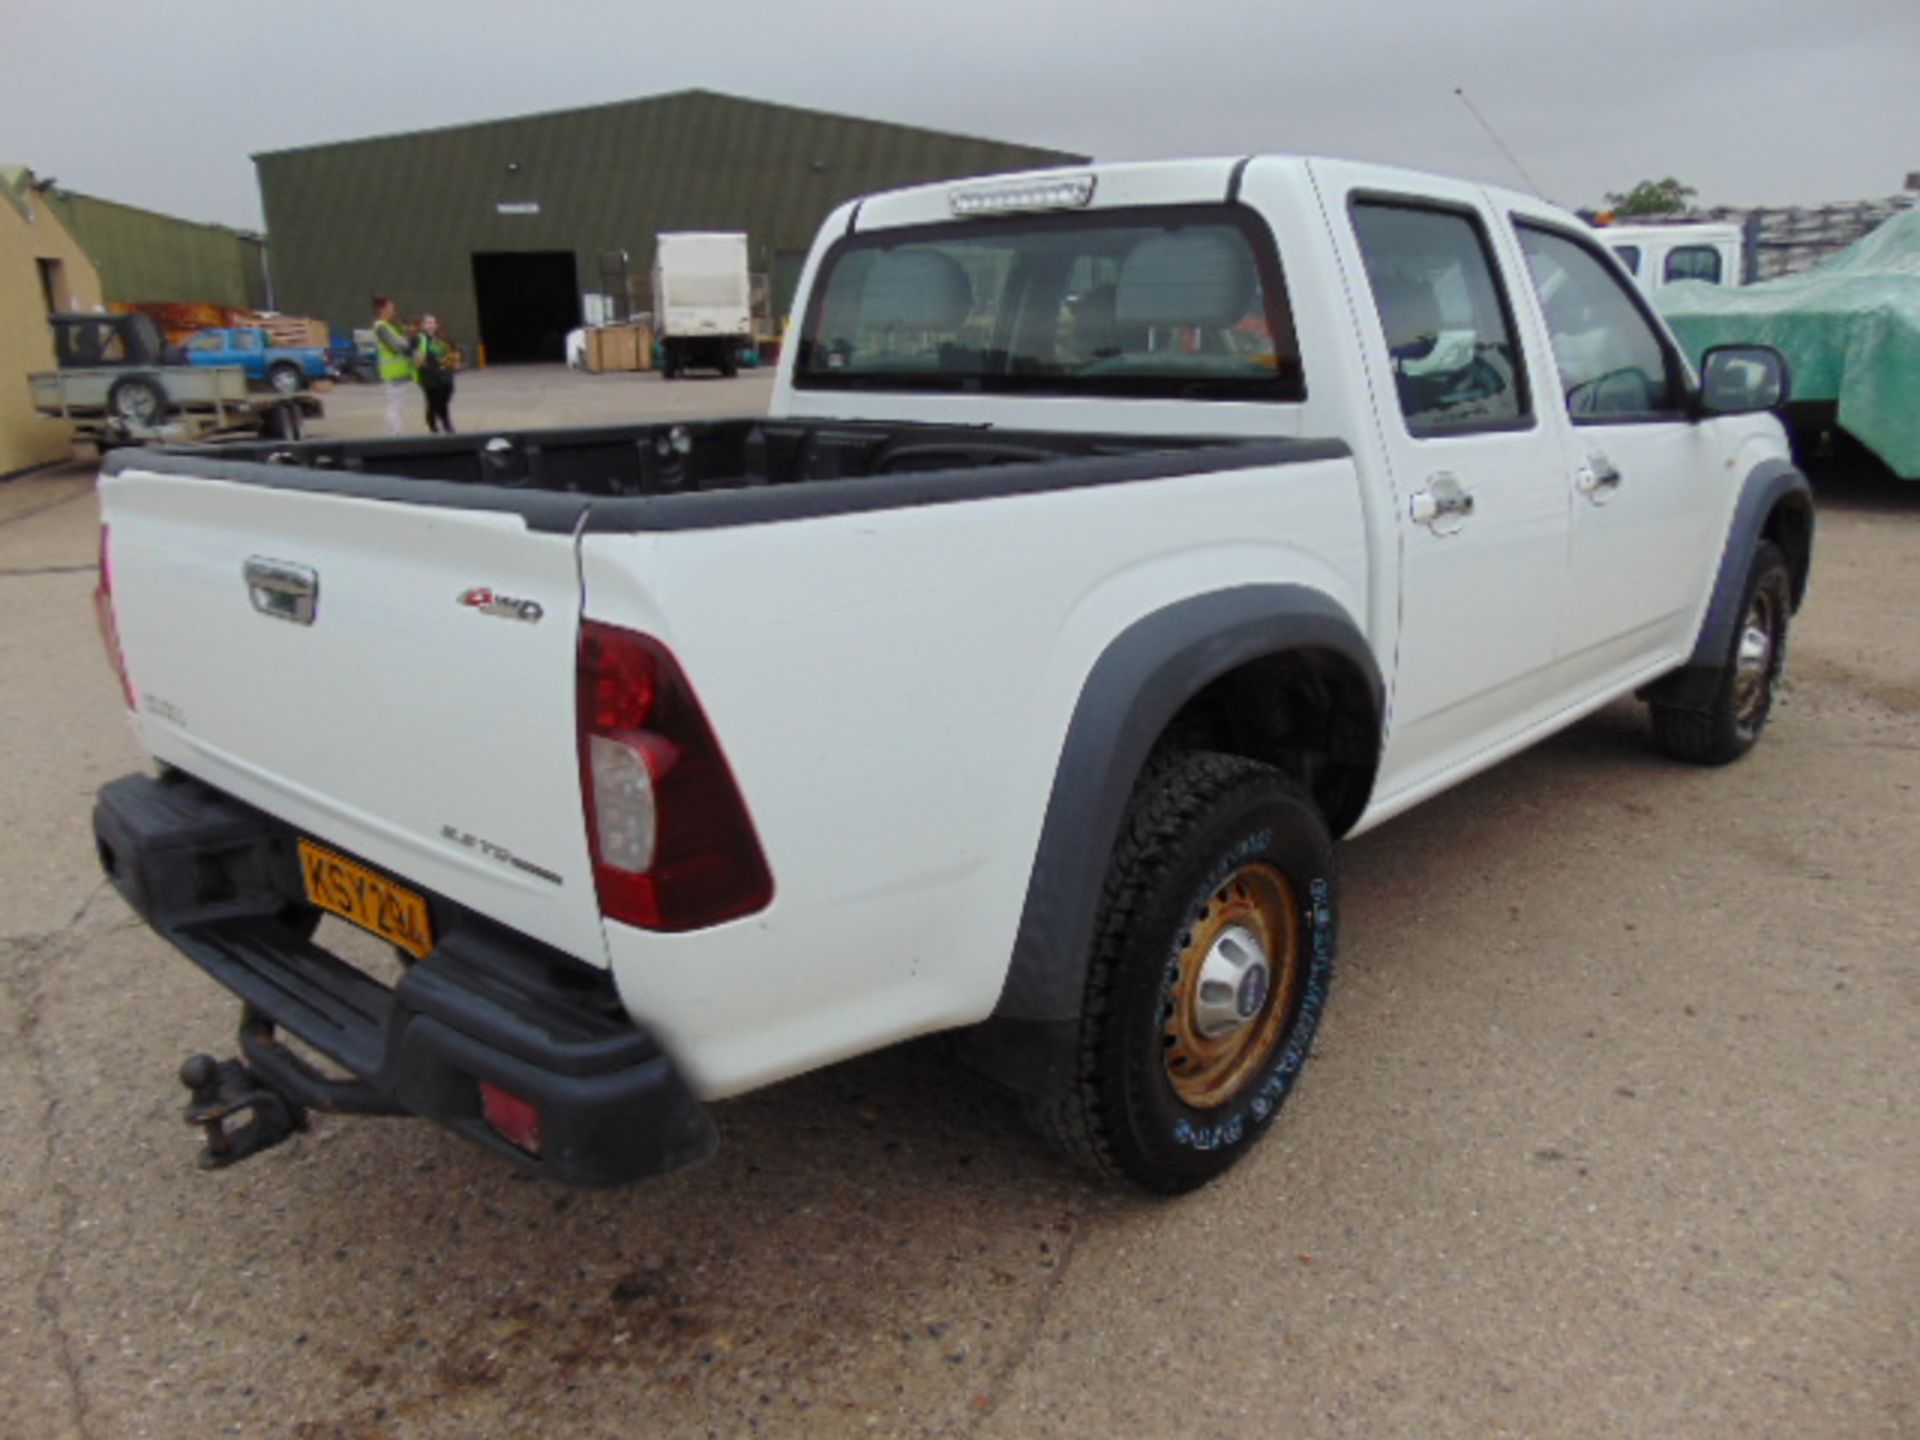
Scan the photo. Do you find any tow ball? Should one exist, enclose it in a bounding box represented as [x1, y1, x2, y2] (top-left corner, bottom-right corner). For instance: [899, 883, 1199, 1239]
[179, 1053, 307, 1169]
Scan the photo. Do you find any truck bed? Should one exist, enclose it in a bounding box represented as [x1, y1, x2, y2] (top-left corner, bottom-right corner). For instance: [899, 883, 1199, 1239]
[129, 417, 1339, 533]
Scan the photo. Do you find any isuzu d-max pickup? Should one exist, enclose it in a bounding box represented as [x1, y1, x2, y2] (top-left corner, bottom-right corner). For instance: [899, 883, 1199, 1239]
[91, 156, 1813, 1195]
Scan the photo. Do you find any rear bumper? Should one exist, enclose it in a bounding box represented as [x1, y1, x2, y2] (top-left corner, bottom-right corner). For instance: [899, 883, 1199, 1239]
[92, 770, 714, 1186]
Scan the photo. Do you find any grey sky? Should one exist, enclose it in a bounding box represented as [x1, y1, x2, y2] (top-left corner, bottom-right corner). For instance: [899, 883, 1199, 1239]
[7, 0, 1916, 231]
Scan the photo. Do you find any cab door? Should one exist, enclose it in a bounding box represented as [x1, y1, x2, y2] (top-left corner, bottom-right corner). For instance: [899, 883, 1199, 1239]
[1505, 217, 1724, 700]
[1314, 166, 1572, 801]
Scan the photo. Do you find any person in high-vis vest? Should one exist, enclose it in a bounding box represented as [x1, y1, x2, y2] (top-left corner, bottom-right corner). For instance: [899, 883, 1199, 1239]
[411, 314, 457, 434]
[370, 295, 413, 435]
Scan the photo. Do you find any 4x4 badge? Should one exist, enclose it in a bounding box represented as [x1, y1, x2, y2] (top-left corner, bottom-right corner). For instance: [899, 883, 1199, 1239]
[458, 587, 544, 624]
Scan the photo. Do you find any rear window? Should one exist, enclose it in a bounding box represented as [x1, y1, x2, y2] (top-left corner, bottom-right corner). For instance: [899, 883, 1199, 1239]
[795, 205, 1303, 402]
[1663, 244, 1724, 285]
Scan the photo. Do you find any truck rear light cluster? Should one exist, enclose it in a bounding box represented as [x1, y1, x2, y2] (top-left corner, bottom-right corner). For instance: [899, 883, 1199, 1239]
[94, 523, 136, 709]
[576, 620, 773, 932]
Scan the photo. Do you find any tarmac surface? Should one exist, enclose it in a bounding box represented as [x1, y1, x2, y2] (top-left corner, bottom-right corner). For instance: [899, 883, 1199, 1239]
[1, 366, 1913, 1439]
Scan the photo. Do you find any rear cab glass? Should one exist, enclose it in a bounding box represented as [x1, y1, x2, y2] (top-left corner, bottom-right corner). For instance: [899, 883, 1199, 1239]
[1663, 244, 1724, 285]
[794, 205, 1303, 402]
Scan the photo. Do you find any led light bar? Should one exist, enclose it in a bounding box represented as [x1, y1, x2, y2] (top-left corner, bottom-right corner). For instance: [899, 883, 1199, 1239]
[949, 175, 1097, 216]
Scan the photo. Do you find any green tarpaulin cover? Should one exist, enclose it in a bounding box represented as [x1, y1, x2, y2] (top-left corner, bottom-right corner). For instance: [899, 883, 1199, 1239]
[1657, 208, 1920, 478]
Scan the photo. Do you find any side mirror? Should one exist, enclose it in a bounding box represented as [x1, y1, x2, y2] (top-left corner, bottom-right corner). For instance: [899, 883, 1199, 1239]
[1696, 344, 1790, 416]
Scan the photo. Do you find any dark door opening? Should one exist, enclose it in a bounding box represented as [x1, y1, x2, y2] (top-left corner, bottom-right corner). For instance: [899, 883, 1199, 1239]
[37, 257, 69, 314]
[472, 251, 578, 363]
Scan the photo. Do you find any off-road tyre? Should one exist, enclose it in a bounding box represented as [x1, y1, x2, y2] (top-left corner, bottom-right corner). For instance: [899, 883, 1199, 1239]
[1651, 540, 1792, 765]
[1027, 751, 1337, 1194]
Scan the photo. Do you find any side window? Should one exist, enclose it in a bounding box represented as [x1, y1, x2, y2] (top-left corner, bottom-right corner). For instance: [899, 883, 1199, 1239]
[1516, 224, 1682, 421]
[1350, 201, 1528, 434]
[230, 330, 261, 351]
[1611, 244, 1642, 276]
[1663, 244, 1723, 286]
[190, 333, 224, 350]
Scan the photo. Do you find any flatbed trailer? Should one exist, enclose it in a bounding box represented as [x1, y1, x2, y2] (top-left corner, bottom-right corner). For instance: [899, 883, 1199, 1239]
[29, 312, 323, 451]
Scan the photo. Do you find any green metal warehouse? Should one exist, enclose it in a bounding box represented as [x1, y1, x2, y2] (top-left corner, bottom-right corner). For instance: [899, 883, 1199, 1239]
[44, 189, 269, 310]
[255, 89, 1084, 362]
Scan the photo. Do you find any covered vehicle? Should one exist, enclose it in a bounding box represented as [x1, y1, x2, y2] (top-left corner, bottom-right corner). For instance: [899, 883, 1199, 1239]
[1657, 208, 1920, 479]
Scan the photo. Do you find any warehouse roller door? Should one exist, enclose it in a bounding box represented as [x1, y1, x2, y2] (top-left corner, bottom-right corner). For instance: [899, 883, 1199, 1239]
[472, 251, 577, 363]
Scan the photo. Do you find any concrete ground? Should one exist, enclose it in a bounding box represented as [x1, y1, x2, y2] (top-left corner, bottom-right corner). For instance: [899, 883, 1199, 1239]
[1, 366, 1913, 1439]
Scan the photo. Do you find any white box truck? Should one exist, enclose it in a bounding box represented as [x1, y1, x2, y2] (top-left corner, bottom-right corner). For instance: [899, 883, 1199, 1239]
[652, 231, 751, 378]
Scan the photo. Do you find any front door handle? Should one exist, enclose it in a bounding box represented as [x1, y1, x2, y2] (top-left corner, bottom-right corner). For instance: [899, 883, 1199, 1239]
[1409, 472, 1476, 534]
[1575, 457, 1624, 500]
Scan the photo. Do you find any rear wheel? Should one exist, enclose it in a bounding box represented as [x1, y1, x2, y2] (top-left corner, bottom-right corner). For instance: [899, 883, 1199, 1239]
[107, 375, 167, 427]
[1027, 751, 1337, 1194]
[267, 362, 305, 395]
[1650, 541, 1792, 765]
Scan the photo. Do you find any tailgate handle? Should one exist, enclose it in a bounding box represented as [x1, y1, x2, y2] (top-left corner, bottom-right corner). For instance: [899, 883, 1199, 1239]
[244, 558, 319, 625]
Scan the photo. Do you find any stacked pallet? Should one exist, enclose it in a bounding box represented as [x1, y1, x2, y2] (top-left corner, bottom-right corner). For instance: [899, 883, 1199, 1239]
[240, 313, 331, 348]
[583, 323, 654, 372]
[112, 302, 332, 348]
[113, 300, 235, 344]
[1700, 194, 1919, 281]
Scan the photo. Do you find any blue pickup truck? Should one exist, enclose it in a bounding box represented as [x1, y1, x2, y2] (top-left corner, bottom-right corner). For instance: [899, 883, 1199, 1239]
[182, 327, 334, 395]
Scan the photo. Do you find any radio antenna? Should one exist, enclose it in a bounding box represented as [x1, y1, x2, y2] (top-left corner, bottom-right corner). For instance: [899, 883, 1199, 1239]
[1453, 86, 1544, 198]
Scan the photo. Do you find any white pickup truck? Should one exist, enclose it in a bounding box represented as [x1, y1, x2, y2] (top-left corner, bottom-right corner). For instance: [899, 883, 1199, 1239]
[91, 156, 1813, 1195]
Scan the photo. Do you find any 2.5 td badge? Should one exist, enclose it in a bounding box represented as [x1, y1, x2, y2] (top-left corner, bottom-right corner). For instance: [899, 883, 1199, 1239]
[457, 586, 544, 624]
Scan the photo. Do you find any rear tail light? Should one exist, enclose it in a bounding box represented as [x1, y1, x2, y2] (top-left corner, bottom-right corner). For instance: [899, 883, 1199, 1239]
[479, 1081, 542, 1155]
[93, 523, 136, 709]
[576, 621, 773, 932]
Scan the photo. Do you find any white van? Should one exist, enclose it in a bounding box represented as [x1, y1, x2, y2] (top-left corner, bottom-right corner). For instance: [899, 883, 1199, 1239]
[1599, 222, 1745, 292]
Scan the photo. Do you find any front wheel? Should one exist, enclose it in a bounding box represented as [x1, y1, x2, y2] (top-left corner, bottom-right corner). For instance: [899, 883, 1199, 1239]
[1650, 540, 1792, 765]
[1027, 751, 1337, 1194]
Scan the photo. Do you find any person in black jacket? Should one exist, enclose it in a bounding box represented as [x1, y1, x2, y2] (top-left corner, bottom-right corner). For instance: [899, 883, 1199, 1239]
[412, 314, 457, 433]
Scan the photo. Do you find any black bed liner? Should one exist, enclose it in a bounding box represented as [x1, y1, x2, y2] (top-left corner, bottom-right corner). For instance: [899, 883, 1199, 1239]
[106, 416, 1349, 535]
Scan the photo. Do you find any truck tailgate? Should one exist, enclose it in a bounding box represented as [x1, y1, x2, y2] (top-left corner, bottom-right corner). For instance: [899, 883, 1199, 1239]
[100, 470, 606, 966]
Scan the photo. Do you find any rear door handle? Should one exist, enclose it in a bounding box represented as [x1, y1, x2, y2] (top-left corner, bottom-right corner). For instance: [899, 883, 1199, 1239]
[1409, 472, 1476, 534]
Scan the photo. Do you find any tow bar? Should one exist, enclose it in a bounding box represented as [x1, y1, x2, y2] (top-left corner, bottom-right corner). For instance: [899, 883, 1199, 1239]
[177, 1007, 407, 1171]
[179, 1053, 306, 1169]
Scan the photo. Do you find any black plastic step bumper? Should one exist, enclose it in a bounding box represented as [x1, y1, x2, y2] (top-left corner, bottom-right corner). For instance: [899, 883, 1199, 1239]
[93, 770, 715, 1186]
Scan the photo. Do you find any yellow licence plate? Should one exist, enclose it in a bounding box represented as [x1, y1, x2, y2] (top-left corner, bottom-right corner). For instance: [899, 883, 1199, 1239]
[297, 839, 434, 959]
